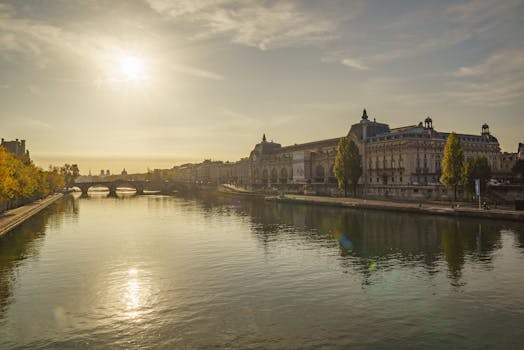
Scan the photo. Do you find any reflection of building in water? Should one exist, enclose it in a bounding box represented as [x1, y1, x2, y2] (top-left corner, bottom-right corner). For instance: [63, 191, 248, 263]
[214, 194, 506, 285]
[174, 109, 513, 200]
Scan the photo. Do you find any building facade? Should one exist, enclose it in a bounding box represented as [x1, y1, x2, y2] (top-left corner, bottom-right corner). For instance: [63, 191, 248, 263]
[174, 110, 510, 200]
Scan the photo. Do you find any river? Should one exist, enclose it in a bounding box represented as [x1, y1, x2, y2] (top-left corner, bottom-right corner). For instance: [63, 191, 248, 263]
[0, 192, 523, 349]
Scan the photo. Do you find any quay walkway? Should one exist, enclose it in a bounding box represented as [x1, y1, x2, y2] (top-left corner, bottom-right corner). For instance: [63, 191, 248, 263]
[0, 193, 64, 237]
[265, 194, 524, 222]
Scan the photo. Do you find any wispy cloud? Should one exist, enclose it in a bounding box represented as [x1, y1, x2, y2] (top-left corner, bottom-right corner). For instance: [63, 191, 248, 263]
[171, 64, 224, 80]
[446, 0, 523, 24]
[451, 50, 524, 78]
[446, 49, 524, 106]
[340, 58, 371, 71]
[323, 0, 522, 70]
[147, 0, 344, 50]
[25, 119, 52, 129]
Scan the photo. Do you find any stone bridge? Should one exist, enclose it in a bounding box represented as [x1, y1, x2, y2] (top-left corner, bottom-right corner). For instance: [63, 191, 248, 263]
[73, 179, 197, 196]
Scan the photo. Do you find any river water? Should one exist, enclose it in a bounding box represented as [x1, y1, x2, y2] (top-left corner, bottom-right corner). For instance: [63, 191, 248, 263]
[0, 193, 523, 349]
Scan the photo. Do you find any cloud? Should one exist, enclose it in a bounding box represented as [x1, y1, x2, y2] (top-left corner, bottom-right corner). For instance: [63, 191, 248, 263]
[451, 50, 524, 78]
[147, 0, 342, 50]
[322, 0, 522, 70]
[25, 119, 52, 129]
[340, 58, 371, 71]
[446, 0, 523, 24]
[171, 64, 224, 80]
[447, 49, 524, 106]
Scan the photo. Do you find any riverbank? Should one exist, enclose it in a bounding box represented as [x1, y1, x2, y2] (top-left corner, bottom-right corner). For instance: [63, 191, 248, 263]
[0, 193, 65, 237]
[266, 194, 524, 222]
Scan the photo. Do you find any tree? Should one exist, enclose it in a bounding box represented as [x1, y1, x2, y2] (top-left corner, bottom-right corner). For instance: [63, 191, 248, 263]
[0, 147, 20, 202]
[440, 132, 464, 201]
[463, 156, 491, 196]
[61, 164, 80, 188]
[334, 138, 362, 196]
[347, 140, 363, 196]
[334, 137, 350, 196]
[45, 166, 65, 193]
[1, 147, 66, 212]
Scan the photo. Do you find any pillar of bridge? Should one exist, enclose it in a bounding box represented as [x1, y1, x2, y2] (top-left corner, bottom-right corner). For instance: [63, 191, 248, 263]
[79, 184, 89, 196]
[108, 184, 117, 197]
[160, 185, 172, 195]
[135, 185, 144, 195]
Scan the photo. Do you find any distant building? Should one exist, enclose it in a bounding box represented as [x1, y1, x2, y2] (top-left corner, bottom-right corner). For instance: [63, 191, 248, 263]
[1, 138, 30, 159]
[519, 143, 524, 160]
[121, 168, 128, 175]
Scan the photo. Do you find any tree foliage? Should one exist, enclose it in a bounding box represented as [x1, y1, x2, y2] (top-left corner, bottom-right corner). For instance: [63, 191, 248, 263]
[334, 137, 362, 196]
[440, 132, 464, 200]
[61, 164, 80, 188]
[0, 147, 65, 211]
[347, 140, 362, 196]
[334, 137, 350, 196]
[463, 156, 491, 195]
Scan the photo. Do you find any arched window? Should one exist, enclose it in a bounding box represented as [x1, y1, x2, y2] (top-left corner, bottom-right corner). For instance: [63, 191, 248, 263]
[280, 168, 288, 183]
[262, 169, 268, 184]
[270, 168, 278, 183]
[328, 164, 336, 183]
[315, 164, 325, 182]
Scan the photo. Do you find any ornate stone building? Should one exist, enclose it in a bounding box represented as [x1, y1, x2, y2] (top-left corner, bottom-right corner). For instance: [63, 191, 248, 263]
[174, 109, 507, 199]
[1, 138, 29, 158]
[248, 133, 339, 187]
[245, 109, 503, 199]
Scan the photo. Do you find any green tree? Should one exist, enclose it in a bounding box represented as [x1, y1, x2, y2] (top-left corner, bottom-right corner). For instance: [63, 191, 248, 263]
[463, 156, 492, 196]
[347, 140, 363, 196]
[334, 138, 362, 196]
[334, 137, 350, 196]
[463, 156, 490, 194]
[440, 132, 464, 201]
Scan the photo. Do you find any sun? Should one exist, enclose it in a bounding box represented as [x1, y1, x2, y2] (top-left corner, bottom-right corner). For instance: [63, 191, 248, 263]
[118, 54, 146, 82]
[118, 54, 145, 82]
[103, 51, 150, 86]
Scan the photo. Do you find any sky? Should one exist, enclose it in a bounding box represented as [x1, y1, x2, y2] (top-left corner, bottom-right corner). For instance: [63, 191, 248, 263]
[1, 0, 523, 174]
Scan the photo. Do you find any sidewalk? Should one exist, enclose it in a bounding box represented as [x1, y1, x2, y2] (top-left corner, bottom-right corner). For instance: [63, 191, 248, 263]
[0, 193, 64, 237]
[266, 194, 524, 222]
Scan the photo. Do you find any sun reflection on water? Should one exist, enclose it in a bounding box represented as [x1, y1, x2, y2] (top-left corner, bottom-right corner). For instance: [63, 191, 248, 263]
[122, 268, 148, 319]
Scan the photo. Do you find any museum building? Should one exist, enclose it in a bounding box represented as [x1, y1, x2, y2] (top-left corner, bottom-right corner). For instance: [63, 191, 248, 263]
[247, 110, 502, 199]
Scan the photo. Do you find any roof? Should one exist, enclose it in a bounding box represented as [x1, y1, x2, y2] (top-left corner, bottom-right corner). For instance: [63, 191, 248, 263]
[280, 137, 341, 152]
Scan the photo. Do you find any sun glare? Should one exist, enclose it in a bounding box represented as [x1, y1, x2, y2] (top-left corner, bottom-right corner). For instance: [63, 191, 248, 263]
[119, 54, 145, 82]
[104, 51, 150, 87]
